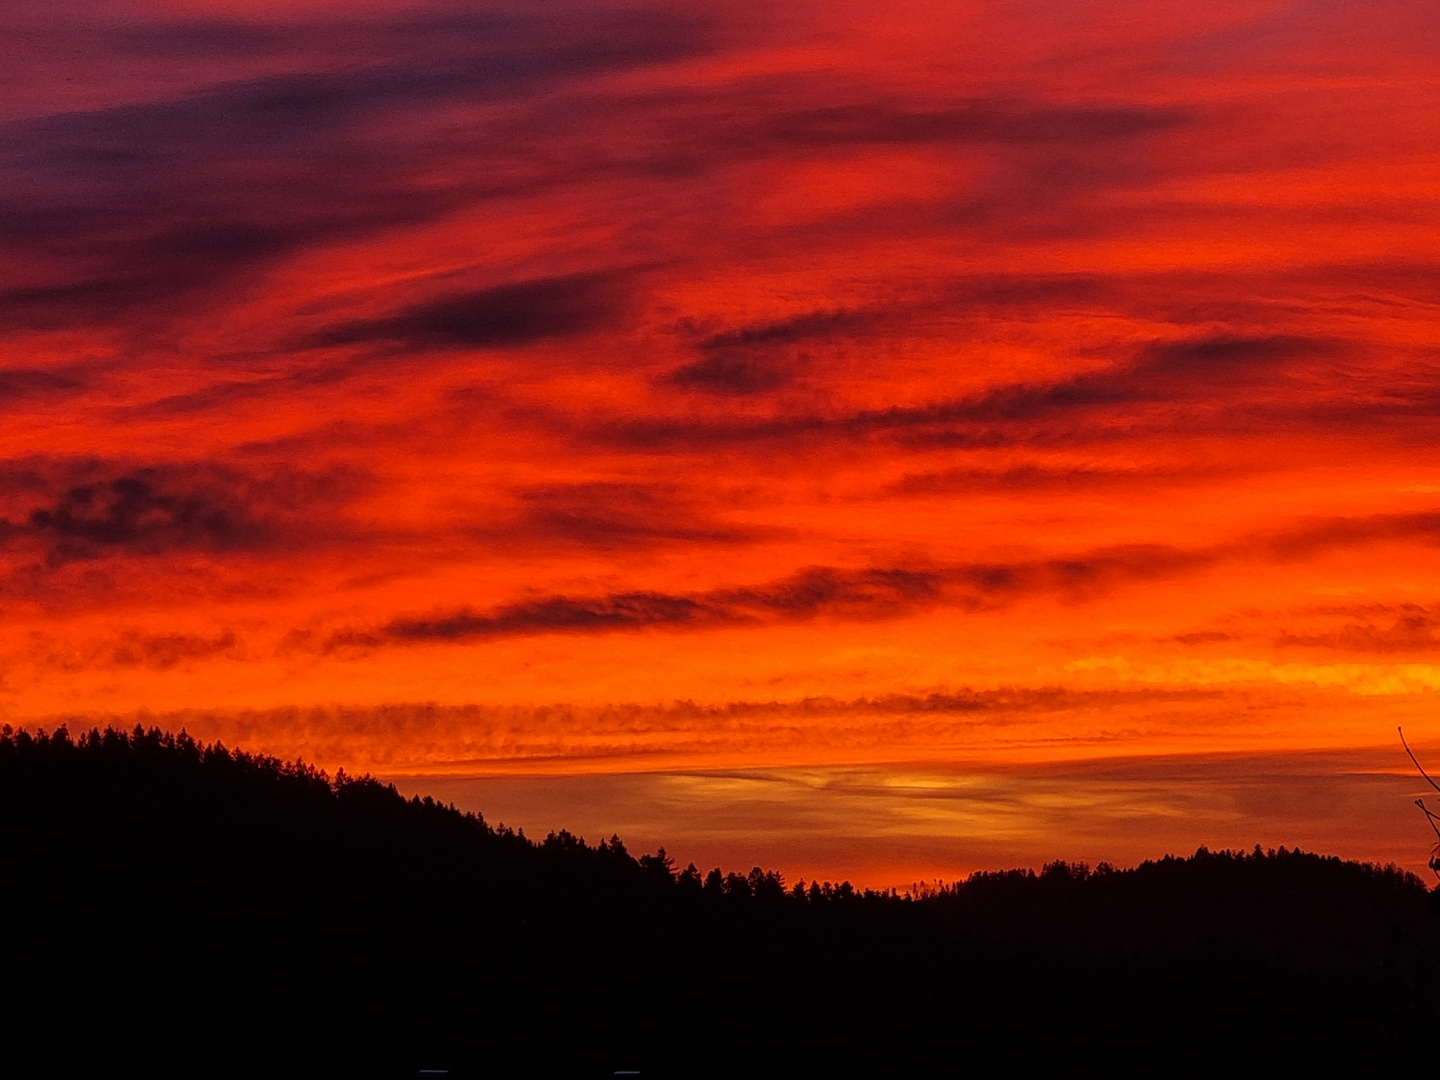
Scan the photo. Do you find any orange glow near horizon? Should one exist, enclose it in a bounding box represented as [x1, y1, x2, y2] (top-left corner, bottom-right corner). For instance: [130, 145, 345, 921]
[3, 0, 1440, 882]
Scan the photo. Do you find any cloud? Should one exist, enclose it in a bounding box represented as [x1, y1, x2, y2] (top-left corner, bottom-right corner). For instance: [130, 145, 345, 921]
[598, 333, 1341, 452]
[1137, 334, 1323, 377]
[108, 629, 241, 669]
[305, 272, 629, 351]
[376, 592, 708, 644]
[662, 309, 881, 396]
[662, 309, 878, 396]
[313, 499, 1440, 653]
[1261, 510, 1440, 561]
[0, 367, 86, 401]
[323, 564, 947, 650]
[0, 21, 1198, 340]
[659, 284, 1302, 409]
[960, 334, 1332, 421]
[31, 628, 243, 671]
[665, 353, 796, 395]
[492, 482, 761, 550]
[65, 683, 1228, 774]
[1169, 631, 1238, 647]
[0, 460, 368, 566]
[0, 5, 711, 332]
[709, 96, 1194, 244]
[758, 100, 1189, 150]
[1278, 614, 1440, 655]
[10, 474, 265, 562]
[692, 309, 875, 350]
[888, 462, 1240, 497]
[323, 546, 1207, 651]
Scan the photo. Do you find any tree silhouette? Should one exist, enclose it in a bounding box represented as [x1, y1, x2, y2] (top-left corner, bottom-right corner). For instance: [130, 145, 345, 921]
[1, 722, 1437, 1075]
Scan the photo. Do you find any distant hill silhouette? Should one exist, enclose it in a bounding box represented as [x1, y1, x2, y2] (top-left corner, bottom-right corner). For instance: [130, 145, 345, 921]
[3, 724, 1437, 1077]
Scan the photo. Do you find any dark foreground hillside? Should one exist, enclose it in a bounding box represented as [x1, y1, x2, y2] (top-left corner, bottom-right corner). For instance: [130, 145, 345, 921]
[3, 726, 1438, 1077]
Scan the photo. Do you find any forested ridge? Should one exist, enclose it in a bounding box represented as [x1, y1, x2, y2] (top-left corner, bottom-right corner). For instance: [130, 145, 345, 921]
[3, 725, 1438, 1077]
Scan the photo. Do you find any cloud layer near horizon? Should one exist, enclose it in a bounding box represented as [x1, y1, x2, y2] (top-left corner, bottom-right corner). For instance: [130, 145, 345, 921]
[3, 0, 1439, 874]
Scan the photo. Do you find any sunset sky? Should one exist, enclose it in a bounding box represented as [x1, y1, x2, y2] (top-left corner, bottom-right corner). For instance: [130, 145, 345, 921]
[4, 0, 1439, 884]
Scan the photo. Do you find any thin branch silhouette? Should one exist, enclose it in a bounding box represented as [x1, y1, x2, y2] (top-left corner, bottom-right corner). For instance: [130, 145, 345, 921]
[1400, 726, 1440, 879]
[1399, 726, 1440, 793]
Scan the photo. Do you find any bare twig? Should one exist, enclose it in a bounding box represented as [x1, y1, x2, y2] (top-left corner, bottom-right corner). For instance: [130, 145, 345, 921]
[1399, 728, 1440, 880]
[1417, 798, 1440, 841]
[1399, 726, 1440, 793]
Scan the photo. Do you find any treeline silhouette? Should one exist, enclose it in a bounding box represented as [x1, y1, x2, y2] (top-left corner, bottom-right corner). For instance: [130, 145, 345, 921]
[3, 725, 1438, 1076]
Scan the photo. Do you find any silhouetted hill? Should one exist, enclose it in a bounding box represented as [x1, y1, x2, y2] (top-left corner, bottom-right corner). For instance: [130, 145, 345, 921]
[3, 725, 1437, 1077]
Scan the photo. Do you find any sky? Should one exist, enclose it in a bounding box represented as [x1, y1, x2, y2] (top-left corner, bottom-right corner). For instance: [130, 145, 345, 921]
[3, 0, 1439, 885]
